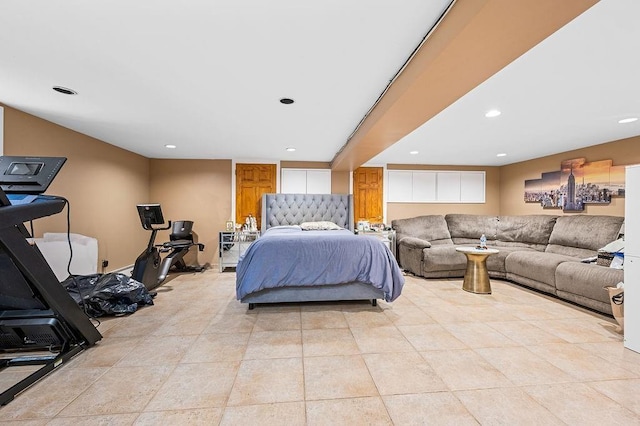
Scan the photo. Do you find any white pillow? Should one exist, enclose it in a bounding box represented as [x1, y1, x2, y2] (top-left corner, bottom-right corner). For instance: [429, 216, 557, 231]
[263, 225, 302, 234]
[300, 221, 342, 231]
[599, 238, 624, 253]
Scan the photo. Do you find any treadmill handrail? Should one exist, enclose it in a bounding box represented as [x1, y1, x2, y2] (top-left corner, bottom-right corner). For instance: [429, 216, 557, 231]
[0, 198, 66, 229]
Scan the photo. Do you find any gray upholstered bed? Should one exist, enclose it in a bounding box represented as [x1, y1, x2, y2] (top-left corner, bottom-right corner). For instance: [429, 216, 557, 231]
[235, 193, 404, 309]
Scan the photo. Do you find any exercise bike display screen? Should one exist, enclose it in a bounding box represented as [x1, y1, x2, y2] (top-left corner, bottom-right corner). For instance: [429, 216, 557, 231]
[5, 162, 44, 176]
[137, 204, 165, 228]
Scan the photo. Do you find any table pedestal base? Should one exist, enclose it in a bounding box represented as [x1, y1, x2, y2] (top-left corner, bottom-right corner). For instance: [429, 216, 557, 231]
[461, 254, 492, 294]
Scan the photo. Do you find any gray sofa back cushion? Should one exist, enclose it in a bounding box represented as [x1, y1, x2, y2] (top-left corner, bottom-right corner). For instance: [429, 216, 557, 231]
[445, 214, 498, 245]
[494, 215, 558, 251]
[392, 215, 452, 246]
[545, 215, 624, 257]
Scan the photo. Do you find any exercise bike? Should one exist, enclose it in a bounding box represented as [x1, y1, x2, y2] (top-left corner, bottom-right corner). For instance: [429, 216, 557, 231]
[131, 204, 205, 291]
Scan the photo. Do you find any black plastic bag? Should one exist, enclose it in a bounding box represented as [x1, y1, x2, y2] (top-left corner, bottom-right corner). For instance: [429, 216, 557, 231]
[62, 273, 154, 317]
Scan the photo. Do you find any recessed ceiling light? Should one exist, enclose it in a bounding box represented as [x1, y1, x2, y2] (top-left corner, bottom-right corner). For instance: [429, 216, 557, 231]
[618, 117, 638, 124]
[485, 109, 501, 118]
[409, 150, 419, 155]
[52, 86, 78, 95]
[165, 144, 176, 149]
[496, 153, 507, 157]
[280, 98, 294, 105]
[285, 147, 296, 152]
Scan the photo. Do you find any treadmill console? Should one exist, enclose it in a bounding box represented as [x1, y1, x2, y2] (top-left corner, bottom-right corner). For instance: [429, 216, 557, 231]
[0, 156, 66, 194]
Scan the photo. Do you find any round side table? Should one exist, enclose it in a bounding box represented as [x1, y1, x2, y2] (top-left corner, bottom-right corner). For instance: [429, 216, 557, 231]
[455, 247, 499, 294]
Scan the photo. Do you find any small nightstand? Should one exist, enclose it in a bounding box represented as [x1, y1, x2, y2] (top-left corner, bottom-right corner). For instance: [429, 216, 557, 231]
[219, 231, 260, 271]
[356, 230, 396, 257]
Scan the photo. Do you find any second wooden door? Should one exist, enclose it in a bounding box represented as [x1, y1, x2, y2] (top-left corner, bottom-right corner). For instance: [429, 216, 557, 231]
[353, 167, 383, 224]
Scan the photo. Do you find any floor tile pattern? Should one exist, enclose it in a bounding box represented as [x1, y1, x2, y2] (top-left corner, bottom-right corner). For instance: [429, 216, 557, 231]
[1, 269, 638, 425]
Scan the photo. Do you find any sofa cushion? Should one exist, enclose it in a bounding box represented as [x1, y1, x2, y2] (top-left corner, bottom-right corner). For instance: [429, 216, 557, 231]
[555, 262, 624, 305]
[544, 245, 599, 260]
[422, 246, 468, 273]
[485, 246, 536, 274]
[505, 251, 577, 288]
[546, 215, 624, 257]
[494, 215, 557, 251]
[392, 215, 453, 246]
[445, 214, 498, 245]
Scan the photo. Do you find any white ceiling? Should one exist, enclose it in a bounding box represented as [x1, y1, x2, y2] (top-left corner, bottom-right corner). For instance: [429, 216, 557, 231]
[0, 0, 451, 161]
[369, 0, 640, 167]
[1, 0, 638, 167]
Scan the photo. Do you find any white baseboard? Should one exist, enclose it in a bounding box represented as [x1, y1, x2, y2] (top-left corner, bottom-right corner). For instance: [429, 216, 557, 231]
[109, 264, 134, 275]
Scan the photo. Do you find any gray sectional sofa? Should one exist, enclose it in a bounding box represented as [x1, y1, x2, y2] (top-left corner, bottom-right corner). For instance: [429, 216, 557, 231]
[392, 214, 624, 315]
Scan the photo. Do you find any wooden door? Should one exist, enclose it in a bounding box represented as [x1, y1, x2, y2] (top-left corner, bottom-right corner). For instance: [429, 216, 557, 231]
[236, 163, 277, 230]
[353, 167, 384, 224]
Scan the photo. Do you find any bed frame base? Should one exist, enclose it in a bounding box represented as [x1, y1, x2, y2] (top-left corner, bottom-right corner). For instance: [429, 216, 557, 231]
[242, 282, 384, 309]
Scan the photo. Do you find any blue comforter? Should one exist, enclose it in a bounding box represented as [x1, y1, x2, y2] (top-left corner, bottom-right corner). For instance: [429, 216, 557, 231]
[236, 227, 404, 302]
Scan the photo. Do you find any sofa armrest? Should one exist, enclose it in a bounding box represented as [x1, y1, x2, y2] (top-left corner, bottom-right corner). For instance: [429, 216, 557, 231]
[398, 236, 432, 249]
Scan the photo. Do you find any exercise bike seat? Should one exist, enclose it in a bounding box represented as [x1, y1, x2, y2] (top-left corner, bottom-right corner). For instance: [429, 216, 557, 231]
[155, 221, 206, 282]
[158, 220, 206, 252]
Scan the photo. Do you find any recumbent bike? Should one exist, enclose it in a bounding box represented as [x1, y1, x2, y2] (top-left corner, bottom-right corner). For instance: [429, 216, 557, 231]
[132, 204, 205, 290]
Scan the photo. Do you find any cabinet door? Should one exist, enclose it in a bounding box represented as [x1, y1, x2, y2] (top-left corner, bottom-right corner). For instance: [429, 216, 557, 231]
[625, 257, 640, 352]
[460, 171, 485, 202]
[281, 169, 307, 193]
[306, 170, 331, 194]
[413, 171, 437, 202]
[387, 171, 412, 202]
[625, 166, 640, 256]
[625, 165, 640, 353]
[436, 172, 461, 202]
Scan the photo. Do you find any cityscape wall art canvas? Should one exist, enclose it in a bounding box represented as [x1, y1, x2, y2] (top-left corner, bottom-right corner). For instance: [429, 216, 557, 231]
[524, 157, 625, 212]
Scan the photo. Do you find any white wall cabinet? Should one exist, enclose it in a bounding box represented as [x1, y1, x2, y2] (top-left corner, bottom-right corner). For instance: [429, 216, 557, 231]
[460, 171, 485, 202]
[387, 171, 412, 201]
[413, 172, 437, 201]
[0, 106, 4, 155]
[387, 170, 485, 203]
[624, 165, 640, 353]
[436, 171, 461, 202]
[281, 169, 331, 194]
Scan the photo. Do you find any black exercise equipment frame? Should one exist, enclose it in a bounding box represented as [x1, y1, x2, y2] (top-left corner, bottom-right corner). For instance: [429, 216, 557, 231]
[132, 205, 205, 291]
[0, 187, 102, 406]
[131, 213, 172, 291]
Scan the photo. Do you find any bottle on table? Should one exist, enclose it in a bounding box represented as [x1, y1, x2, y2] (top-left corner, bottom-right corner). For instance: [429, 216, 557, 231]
[480, 234, 487, 249]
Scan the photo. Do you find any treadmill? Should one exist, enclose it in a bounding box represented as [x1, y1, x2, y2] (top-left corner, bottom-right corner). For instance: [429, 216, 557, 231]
[0, 156, 102, 406]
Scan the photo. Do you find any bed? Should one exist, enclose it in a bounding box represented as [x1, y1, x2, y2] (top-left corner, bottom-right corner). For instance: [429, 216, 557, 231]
[235, 193, 404, 309]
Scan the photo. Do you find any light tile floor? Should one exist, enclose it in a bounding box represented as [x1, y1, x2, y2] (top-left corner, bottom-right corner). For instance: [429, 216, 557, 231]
[1, 269, 639, 425]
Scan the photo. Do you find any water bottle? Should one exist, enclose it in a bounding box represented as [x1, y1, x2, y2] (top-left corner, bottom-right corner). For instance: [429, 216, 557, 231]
[480, 234, 487, 249]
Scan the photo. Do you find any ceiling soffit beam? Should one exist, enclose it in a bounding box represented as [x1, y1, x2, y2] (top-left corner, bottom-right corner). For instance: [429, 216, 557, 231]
[330, 0, 599, 172]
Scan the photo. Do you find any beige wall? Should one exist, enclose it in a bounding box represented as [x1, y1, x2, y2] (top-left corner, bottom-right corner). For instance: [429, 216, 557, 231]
[331, 171, 350, 194]
[4, 105, 637, 274]
[2, 105, 150, 271]
[149, 159, 232, 266]
[280, 161, 330, 169]
[385, 164, 501, 223]
[499, 136, 640, 217]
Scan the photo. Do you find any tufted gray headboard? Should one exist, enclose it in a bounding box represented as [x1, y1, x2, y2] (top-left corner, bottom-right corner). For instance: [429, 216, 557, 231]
[261, 194, 354, 232]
